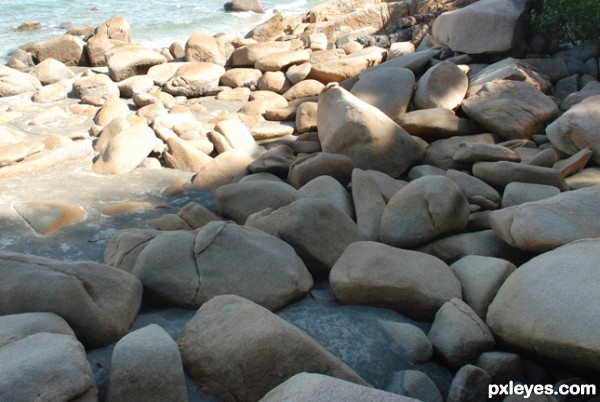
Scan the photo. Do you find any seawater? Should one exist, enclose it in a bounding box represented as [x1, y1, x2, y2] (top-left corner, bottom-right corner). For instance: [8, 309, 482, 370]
[0, 0, 325, 61]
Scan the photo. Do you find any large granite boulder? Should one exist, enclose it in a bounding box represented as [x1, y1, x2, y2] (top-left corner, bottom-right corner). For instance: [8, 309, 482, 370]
[487, 238, 600, 375]
[107, 46, 166, 81]
[106, 324, 188, 402]
[317, 85, 425, 177]
[413, 61, 468, 110]
[380, 176, 470, 248]
[0, 65, 42, 97]
[185, 32, 227, 66]
[92, 125, 158, 175]
[129, 222, 313, 310]
[489, 185, 600, 251]
[330, 241, 462, 321]
[246, 198, 363, 277]
[163, 62, 225, 97]
[432, 0, 530, 54]
[0, 333, 98, 401]
[0, 251, 142, 347]
[178, 295, 367, 402]
[35, 35, 86, 66]
[461, 80, 559, 141]
[546, 95, 600, 164]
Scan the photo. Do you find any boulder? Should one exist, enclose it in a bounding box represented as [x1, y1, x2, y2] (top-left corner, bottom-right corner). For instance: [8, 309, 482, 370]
[0, 312, 75, 348]
[107, 47, 166, 81]
[255, 50, 311, 72]
[386, 370, 443, 402]
[298, 175, 354, 219]
[117, 74, 154, 98]
[106, 325, 188, 402]
[546, 95, 600, 164]
[283, 79, 324, 101]
[432, 0, 530, 54]
[446, 169, 501, 210]
[413, 61, 468, 110]
[260, 373, 417, 402]
[395, 108, 481, 141]
[350, 67, 415, 121]
[73, 73, 120, 99]
[191, 149, 254, 189]
[231, 41, 293, 67]
[489, 185, 600, 251]
[257, 71, 290, 93]
[0, 251, 142, 347]
[104, 229, 162, 273]
[31, 79, 73, 103]
[95, 16, 132, 42]
[476, 351, 524, 384]
[30, 58, 74, 85]
[450, 255, 516, 320]
[461, 80, 559, 141]
[93, 125, 158, 174]
[85, 32, 122, 67]
[248, 144, 295, 177]
[163, 62, 225, 97]
[246, 198, 363, 277]
[308, 46, 387, 83]
[446, 364, 492, 402]
[295, 101, 318, 133]
[501, 181, 561, 207]
[468, 57, 551, 95]
[473, 161, 567, 190]
[317, 85, 425, 177]
[220, 68, 263, 88]
[453, 142, 521, 163]
[351, 168, 387, 241]
[162, 133, 212, 173]
[212, 118, 258, 155]
[35, 35, 86, 66]
[428, 298, 495, 367]
[288, 152, 353, 189]
[131, 222, 312, 310]
[216, 180, 299, 224]
[330, 241, 461, 321]
[185, 32, 227, 65]
[487, 238, 600, 374]
[425, 133, 495, 170]
[0, 333, 97, 401]
[178, 295, 367, 402]
[380, 176, 470, 248]
[0, 65, 42, 97]
[224, 0, 264, 13]
[94, 98, 131, 126]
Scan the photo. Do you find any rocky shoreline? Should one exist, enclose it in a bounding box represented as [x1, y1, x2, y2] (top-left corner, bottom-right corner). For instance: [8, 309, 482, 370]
[1, 0, 600, 400]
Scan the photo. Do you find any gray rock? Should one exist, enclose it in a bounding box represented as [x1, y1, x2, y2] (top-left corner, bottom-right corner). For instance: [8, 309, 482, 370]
[350, 67, 415, 121]
[380, 176, 470, 248]
[414, 61, 468, 110]
[0, 333, 97, 401]
[446, 169, 501, 210]
[468, 57, 551, 95]
[317, 85, 425, 178]
[450, 255, 516, 320]
[216, 180, 299, 224]
[330, 241, 461, 321]
[473, 161, 567, 190]
[462, 80, 559, 141]
[565, 166, 600, 189]
[387, 370, 443, 402]
[259, 373, 418, 402]
[0, 312, 75, 348]
[131, 222, 313, 310]
[425, 134, 495, 170]
[106, 324, 188, 402]
[432, 0, 530, 54]
[381, 322, 433, 364]
[0, 251, 142, 347]
[489, 186, 600, 251]
[487, 238, 600, 375]
[299, 175, 354, 219]
[288, 152, 353, 188]
[428, 298, 495, 367]
[246, 198, 363, 277]
[453, 142, 521, 163]
[446, 364, 492, 402]
[351, 168, 386, 241]
[104, 228, 161, 273]
[553, 148, 594, 178]
[407, 165, 447, 181]
[501, 181, 561, 208]
[476, 351, 524, 384]
[395, 108, 481, 141]
[248, 144, 296, 178]
[546, 95, 600, 164]
[177, 295, 368, 402]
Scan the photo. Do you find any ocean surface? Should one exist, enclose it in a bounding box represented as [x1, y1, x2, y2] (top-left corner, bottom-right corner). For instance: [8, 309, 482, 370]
[0, 0, 325, 62]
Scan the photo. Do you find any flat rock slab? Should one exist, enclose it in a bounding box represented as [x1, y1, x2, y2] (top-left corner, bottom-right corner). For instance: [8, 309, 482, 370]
[13, 201, 86, 235]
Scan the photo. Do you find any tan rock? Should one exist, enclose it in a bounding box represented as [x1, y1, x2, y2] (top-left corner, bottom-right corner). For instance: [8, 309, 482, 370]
[117, 75, 154, 98]
[30, 58, 74, 85]
[163, 62, 225, 97]
[35, 35, 86, 66]
[231, 41, 293, 67]
[108, 47, 166, 82]
[286, 62, 311, 84]
[308, 46, 387, 83]
[185, 32, 227, 65]
[255, 50, 311, 72]
[0, 65, 42, 97]
[93, 125, 158, 174]
[220, 68, 262, 88]
[414, 61, 468, 110]
[257, 71, 291, 94]
[283, 79, 324, 101]
[191, 149, 254, 188]
[95, 16, 132, 42]
[73, 73, 119, 99]
[12, 201, 85, 235]
[94, 98, 131, 126]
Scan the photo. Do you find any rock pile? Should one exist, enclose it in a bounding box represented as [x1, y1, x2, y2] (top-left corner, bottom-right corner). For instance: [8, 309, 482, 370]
[2, 0, 600, 400]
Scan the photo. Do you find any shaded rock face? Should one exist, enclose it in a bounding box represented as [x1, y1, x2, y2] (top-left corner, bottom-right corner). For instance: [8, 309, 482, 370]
[317, 85, 425, 178]
[177, 295, 367, 402]
[0, 251, 142, 347]
[487, 239, 600, 375]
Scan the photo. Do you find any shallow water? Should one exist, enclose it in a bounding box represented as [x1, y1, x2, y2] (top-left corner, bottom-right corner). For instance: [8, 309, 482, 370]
[0, 0, 324, 61]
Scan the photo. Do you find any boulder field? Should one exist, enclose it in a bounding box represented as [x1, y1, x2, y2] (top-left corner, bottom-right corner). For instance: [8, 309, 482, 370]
[1, 0, 600, 400]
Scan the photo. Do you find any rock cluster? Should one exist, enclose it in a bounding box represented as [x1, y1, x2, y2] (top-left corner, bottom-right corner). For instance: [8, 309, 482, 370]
[2, 0, 600, 400]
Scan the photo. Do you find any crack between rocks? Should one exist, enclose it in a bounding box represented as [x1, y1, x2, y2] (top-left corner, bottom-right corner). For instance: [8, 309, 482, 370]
[192, 222, 229, 303]
[453, 299, 490, 336]
[118, 237, 154, 268]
